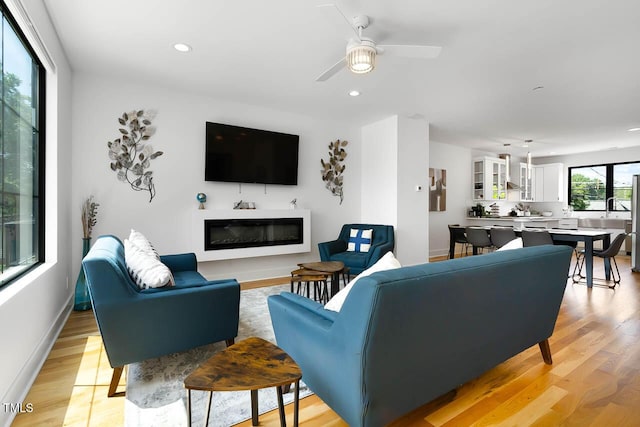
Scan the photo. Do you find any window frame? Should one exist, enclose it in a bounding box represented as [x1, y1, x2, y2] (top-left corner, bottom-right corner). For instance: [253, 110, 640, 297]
[568, 160, 640, 212]
[0, 0, 46, 288]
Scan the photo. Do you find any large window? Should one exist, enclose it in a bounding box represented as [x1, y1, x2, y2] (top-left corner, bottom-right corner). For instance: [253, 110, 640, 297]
[569, 161, 640, 212]
[0, 3, 45, 288]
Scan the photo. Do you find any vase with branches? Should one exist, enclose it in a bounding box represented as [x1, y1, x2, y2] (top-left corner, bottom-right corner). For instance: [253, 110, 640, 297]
[81, 195, 99, 239]
[107, 110, 163, 202]
[75, 196, 99, 311]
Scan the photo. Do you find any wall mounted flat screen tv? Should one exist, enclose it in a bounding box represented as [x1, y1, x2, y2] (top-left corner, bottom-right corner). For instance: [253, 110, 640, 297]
[205, 122, 299, 185]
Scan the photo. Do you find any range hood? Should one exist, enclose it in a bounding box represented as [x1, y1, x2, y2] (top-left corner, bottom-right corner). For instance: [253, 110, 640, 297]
[499, 153, 520, 190]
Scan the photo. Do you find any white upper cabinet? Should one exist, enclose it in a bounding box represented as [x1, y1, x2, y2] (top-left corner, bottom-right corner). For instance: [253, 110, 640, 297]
[473, 157, 506, 200]
[519, 163, 534, 201]
[532, 163, 564, 202]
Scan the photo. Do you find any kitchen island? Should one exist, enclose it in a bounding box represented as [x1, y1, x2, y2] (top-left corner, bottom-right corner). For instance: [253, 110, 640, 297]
[465, 216, 571, 230]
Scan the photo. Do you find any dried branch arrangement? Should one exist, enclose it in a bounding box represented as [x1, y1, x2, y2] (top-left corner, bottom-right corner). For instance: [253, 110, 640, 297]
[81, 196, 99, 239]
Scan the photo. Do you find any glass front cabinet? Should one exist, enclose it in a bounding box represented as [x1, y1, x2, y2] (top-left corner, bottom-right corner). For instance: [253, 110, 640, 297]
[519, 162, 534, 201]
[473, 157, 506, 201]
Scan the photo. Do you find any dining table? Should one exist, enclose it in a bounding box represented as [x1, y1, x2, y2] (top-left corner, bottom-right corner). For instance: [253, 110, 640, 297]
[459, 226, 611, 288]
[545, 229, 611, 288]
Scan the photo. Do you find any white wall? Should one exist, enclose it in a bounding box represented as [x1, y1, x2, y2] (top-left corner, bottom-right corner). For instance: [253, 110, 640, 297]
[0, 1, 73, 425]
[71, 73, 361, 282]
[361, 115, 430, 266]
[396, 116, 429, 265]
[361, 116, 398, 225]
[429, 141, 473, 258]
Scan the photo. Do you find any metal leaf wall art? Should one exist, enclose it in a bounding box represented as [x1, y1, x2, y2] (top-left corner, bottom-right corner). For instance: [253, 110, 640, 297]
[107, 110, 163, 202]
[320, 139, 348, 204]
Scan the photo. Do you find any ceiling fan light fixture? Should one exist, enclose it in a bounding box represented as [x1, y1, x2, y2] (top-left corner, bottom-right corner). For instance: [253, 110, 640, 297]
[346, 44, 376, 74]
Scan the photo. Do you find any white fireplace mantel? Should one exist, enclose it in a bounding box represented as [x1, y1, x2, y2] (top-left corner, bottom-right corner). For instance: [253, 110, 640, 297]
[192, 209, 311, 261]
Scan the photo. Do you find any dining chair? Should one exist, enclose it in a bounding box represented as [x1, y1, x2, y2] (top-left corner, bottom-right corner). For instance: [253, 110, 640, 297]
[465, 227, 493, 254]
[489, 227, 517, 249]
[521, 230, 554, 247]
[572, 232, 626, 288]
[448, 224, 469, 258]
[551, 227, 580, 277]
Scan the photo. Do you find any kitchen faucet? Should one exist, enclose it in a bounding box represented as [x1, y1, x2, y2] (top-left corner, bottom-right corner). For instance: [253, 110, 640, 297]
[605, 197, 616, 218]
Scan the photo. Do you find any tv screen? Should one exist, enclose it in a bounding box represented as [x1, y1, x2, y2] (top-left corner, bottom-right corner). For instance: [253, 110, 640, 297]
[205, 122, 299, 185]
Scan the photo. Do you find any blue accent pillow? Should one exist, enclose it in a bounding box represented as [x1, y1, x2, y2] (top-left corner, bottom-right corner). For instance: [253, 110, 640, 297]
[347, 228, 373, 252]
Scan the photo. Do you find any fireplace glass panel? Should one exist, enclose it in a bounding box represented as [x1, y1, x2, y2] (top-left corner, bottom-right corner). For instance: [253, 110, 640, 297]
[205, 218, 303, 250]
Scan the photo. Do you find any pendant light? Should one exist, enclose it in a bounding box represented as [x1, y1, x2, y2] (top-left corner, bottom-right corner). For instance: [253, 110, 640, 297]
[503, 144, 511, 183]
[525, 140, 533, 180]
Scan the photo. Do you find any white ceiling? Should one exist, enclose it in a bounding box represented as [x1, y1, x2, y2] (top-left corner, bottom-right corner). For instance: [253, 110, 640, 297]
[43, 0, 640, 158]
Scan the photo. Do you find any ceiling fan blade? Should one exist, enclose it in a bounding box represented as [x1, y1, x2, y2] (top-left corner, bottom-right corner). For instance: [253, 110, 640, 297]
[316, 3, 361, 41]
[377, 44, 442, 59]
[315, 57, 347, 82]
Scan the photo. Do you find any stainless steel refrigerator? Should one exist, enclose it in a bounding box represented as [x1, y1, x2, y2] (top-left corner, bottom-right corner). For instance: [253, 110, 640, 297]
[632, 174, 640, 271]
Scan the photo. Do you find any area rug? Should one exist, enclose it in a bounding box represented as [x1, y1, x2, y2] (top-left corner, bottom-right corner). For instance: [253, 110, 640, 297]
[125, 283, 312, 426]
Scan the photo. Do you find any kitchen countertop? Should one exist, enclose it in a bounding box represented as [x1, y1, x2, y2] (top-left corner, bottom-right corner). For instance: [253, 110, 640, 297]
[467, 216, 562, 221]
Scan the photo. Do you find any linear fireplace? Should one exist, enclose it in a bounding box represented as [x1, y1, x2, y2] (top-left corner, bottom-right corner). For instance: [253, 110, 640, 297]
[205, 218, 303, 251]
[192, 209, 311, 261]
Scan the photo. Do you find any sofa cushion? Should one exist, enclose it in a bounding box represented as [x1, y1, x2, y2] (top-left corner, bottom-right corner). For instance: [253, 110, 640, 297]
[140, 278, 235, 294]
[124, 239, 174, 289]
[171, 270, 210, 286]
[329, 251, 369, 269]
[347, 228, 373, 252]
[129, 229, 159, 259]
[496, 237, 523, 251]
[325, 251, 401, 312]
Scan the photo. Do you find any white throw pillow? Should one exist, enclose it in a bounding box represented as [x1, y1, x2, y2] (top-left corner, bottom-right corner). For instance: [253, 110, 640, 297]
[129, 229, 159, 259]
[124, 239, 174, 289]
[496, 237, 524, 251]
[347, 228, 373, 252]
[324, 251, 401, 312]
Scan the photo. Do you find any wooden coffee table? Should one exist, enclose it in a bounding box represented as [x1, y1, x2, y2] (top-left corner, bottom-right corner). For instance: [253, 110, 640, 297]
[298, 261, 348, 297]
[184, 337, 302, 426]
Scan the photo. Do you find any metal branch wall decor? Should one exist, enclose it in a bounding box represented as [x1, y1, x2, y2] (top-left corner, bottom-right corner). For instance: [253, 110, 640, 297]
[107, 110, 163, 202]
[320, 139, 348, 204]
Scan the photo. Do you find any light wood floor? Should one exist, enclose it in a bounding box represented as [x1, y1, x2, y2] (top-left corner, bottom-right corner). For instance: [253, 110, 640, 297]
[13, 256, 640, 426]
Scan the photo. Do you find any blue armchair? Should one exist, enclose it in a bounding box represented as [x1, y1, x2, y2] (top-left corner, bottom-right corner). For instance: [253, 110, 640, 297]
[82, 235, 240, 396]
[318, 224, 395, 275]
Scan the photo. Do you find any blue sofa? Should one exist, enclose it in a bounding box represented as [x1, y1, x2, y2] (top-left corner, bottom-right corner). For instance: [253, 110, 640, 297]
[318, 223, 395, 275]
[82, 235, 240, 396]
[269, 245, 572, 426]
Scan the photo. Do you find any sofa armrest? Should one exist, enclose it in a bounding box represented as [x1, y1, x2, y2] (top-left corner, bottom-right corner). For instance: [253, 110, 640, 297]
[268, 294, 335, 341]
[318, 239, 347, 261]
[277, 292, 339, 323]
[160, 253, 197, 272]
[96, 279, 240, 367]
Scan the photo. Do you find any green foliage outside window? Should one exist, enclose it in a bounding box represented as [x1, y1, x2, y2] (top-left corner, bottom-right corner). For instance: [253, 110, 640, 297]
[569, 173, 604, 211]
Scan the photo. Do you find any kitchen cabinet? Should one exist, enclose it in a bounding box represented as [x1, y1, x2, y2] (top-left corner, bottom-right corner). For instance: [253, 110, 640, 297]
[519, 163, 534, 201]
[473, 157, 506, 201]
[533, 163, 563, 202]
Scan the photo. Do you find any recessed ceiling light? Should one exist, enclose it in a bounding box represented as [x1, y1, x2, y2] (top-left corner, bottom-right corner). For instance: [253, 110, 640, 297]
[628, 127, 640, 132]
[173, 43, 192, 53]
[348, 90, 360, 97]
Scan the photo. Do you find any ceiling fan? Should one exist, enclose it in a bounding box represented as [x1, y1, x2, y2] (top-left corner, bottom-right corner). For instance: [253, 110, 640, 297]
[315, 4, 442, 82]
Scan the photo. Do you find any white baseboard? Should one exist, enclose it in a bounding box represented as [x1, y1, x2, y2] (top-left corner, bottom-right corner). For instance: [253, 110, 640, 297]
[0, 294, 73, 427]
